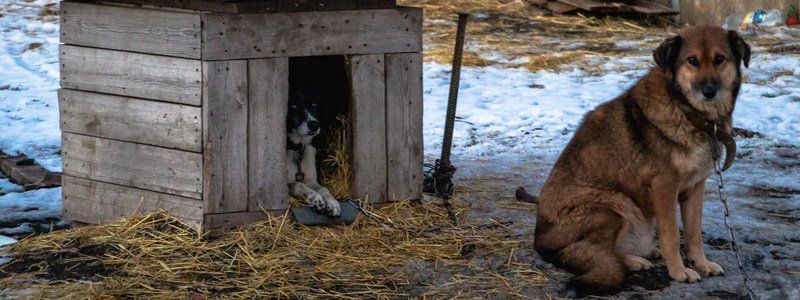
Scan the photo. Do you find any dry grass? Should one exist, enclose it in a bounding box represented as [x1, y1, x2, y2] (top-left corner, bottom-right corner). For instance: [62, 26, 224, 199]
[0, 199, 547, 299]
[400, 0, 674, 71]
[320, 115, 352, 199]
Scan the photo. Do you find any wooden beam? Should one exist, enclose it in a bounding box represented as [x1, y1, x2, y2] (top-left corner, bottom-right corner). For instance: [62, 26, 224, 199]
[349, 54, 388, 203]
[59, 89, 202, 152]
[247, 58, 289, 211]
[60, 1, 202, 59]
[62, 133, 203, 199]
[202, 60, 249, 213]
[103, 0, 396, 13]
[0, 152, 61, 190]
[203, 210, 285, 230]
[202, 7, 422, 60]
[62, 175, 204, 228]
[60, 45, 202, 106]
[385, 53, 423, 201]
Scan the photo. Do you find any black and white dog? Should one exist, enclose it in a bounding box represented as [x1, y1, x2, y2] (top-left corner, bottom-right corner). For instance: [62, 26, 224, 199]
[287, 91, 341, 217]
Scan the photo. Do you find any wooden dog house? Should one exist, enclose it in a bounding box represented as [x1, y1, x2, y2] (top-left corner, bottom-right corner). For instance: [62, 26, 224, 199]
[59, 0, 424, 230]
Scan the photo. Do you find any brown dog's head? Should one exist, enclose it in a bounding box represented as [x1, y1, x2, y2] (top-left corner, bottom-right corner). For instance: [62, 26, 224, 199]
[653, 25, 751, 117]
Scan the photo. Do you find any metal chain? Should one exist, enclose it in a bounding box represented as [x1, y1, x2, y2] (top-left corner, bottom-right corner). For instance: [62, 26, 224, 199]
[712, 124, 755, 300]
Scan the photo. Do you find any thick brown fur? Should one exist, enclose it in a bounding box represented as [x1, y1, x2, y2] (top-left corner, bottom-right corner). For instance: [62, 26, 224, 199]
[533, 25, 751, 295]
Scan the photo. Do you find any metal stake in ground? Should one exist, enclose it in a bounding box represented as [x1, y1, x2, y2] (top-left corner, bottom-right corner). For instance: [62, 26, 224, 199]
[431, 13, 469, 224]
[433, 12, 469, 197]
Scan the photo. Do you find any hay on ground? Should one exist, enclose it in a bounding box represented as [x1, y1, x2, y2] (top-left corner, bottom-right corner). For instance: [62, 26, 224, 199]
[400, 0, 674, 71]
[0, 198, 547, 299]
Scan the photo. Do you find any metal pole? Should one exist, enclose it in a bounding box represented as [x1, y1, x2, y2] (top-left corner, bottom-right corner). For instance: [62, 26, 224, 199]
[440, 12, 470, 166]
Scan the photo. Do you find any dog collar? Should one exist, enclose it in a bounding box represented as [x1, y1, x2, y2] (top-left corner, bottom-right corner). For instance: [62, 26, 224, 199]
[287, 140, 304, 152]
[287, 140, 306, 182]
[683, 111, 737, 172]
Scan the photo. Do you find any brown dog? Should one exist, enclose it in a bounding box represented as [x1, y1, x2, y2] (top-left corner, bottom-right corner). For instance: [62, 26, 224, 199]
[533, 24, 750, 295]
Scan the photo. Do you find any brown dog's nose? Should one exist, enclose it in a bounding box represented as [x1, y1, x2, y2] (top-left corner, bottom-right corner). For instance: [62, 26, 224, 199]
[701, 84, 718, 100]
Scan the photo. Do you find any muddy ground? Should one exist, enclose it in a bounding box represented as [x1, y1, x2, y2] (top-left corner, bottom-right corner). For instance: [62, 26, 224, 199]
[437, 144, 799, 299]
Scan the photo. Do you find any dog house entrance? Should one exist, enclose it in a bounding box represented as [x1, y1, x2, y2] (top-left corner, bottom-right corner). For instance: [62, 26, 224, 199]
[289, 56, 351, 199]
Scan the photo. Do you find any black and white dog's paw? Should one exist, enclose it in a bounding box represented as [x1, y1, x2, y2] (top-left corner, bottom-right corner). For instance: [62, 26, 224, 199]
[323, 196, 341, 217]
[308, 192, 328, 213]
[308, 193, 340, 217]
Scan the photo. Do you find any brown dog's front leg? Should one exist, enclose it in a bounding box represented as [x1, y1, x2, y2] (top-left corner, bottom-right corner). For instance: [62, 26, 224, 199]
[680, 180, 724, 277]
[652, 177, 701, 283]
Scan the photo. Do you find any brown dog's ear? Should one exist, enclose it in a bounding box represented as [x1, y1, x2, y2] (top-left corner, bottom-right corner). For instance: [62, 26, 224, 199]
[653, 35, 682, 72]
[728, 30, 751, 68]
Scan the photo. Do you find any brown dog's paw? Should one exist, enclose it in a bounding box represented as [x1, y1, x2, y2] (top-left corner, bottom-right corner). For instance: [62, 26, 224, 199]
[692, 260, 724, 277]
[623, 255, 653, 271]
[669, 266, 701, 283]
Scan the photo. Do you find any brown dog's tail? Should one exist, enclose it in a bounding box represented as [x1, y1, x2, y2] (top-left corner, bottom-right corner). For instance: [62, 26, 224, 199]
[515, 187, 538, 203]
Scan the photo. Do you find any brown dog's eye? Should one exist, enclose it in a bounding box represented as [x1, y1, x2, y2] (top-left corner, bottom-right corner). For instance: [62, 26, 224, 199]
[687, 56, 700, 66]
[713, 54, 726, 65]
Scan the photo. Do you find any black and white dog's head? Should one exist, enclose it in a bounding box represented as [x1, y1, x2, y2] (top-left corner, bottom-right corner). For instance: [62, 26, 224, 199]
[287, 91, 321, 145]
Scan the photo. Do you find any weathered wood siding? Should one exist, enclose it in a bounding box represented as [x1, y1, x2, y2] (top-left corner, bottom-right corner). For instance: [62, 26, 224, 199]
[202, 60, 249, 213]
[62, 133, 203, 199]
[202, 7, 422, 60]
[62, 176, 204, 228]
[349, 54, 388, 203]
[385, 53, 424, 201]
[60, 45, 202, 106]
[105, 0, 396, 13]
[204, 211, 276, 230]
[60, 1, 202, 58]
[59, 89, 202, 152]
[247, 58, 290, 211]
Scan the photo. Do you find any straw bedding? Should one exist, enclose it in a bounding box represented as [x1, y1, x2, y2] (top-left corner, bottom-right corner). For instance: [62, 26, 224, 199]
[0, 198, 546, 298]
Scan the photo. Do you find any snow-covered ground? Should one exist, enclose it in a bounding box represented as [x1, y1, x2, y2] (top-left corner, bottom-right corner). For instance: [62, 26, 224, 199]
[423, 54, 800, 161]
[0, 0, 63, 242]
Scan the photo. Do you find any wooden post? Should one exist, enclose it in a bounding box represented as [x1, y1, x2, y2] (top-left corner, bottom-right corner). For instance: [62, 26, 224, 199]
[349, 54, 388, 203]
[248, 58, 290, 211]
[202, 60, 249, 213]
[385, 53, 424, 201]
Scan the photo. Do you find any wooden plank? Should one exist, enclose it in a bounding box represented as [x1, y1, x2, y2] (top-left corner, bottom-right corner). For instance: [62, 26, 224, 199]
[630, 0, 677, 15]
[528, 0, 549, 6]
[557, 0, 632, 12]
[0, 152, 61, 190]
[385, 53, 423, 201]
[59, 89, 202, 152]
[255, 0, 396, 12]
[203, 60, 249, 213]
[247, 58, 290, 211]
[60, 1, 201, 58]
[62, 175, 203, 228]
[105, 0, 395, 13]
[60, 45, 202, 106]
[349, 54, 387, 203]
[61, 133, 203, 199]
[202, 7, 422, 60]
[546, 1, 580, 13]
[203, 210, 285, 230]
